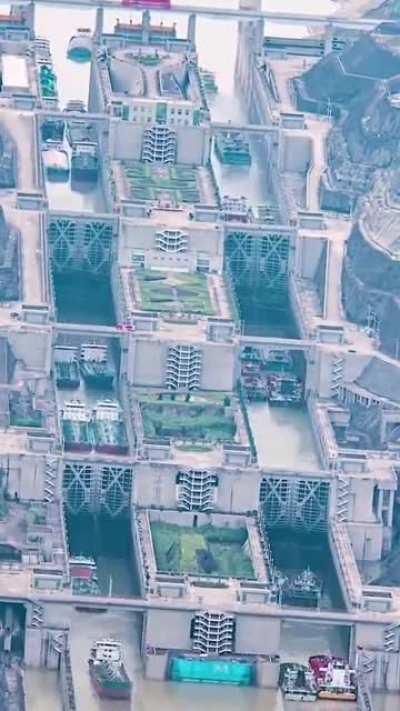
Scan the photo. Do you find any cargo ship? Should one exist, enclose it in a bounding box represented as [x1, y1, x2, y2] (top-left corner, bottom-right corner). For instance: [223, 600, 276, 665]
[71, 143, 99, 182]
[55, 360, 80, 390]
[267, 374, 303, 405]
[215, 132, 252, 166]
[70, 556, 101, 596]
[309, 656, 357, 701]
[67, 121, 97, 148]
[92, 401, 129, 456]
[67, 28, 92, 62]
[88, 639, 132, 700]
[282, 568, 322, 608]
[79, 345, 114, 390]
[61, 400, 92, 453]
[55, 346, 80, 389]
[42, 145, 69, 181]
[279, 662, 317, 701]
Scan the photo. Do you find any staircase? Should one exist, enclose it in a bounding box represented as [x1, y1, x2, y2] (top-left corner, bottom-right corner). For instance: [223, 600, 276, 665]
[336, 475, 351, 522]
[356, 651, 375, 711]
[384, 622, 400, 652]
[331, 353, 344, 398]
[43, 456, 59, 503]
[50, 631, 65, 655]
[31, 603, 44, 628]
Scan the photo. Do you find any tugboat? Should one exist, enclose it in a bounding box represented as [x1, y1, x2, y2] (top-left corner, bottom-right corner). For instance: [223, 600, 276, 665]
[282, 568, 322, 608]
[67, 28, 92, 62]
[215, 131, 252, 166]
[309, 655, 357, 701]
[79, 345, 115, 389]
[279, 662, 317, 701]
[88, 639, 132, 700]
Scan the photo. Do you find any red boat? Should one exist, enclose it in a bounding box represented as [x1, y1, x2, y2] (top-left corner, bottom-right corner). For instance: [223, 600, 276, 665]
[309, 655, 357, 701]
[121, 0, 171, 8]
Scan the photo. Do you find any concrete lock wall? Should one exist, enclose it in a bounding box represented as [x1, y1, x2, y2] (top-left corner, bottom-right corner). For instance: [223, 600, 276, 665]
[134, 463, 261, 512]
[280, 134, 312, 174]
[134, 462, 177, 509]
[8, 455, 46, 500]
[347, 521, 384, 562]
[217, 468, 260, 512]
[118, 220, 224, 270]
[200, 343, 236, 391]
[129, 339, 165, 386]
[145, 609, 193, 650]
[235, 615, 281, 656]
[8, 329, 52, 372]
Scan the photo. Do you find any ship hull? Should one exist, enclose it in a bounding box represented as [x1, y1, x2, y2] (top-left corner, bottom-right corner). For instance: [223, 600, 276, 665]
[71, 163, 98, 182]
[318, 690, 357, 702]
[81, 373, 114, 389]
[285, 691, 317, 701]
[89, 666, 131, 700]
[215, 145, 252, 166]
[56, 377, 80, 389]
[94, 444, 129, 456]
[64, 442, 92, 453]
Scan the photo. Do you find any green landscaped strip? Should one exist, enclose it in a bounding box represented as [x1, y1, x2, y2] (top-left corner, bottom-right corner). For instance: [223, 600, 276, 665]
[124, 162, 201, 204]
[140, 401, 236, 441]
[150, 522, 255, 579]
[136, 270, 214, 315]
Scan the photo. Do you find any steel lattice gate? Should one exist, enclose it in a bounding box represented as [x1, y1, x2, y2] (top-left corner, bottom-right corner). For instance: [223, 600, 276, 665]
[260, 476, 330, 532]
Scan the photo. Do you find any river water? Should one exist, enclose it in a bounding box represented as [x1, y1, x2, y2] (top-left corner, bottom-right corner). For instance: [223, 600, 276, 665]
[23, 1, 399, 710]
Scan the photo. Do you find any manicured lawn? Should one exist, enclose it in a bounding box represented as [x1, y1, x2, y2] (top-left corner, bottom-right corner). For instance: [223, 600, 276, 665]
[150, 522, 255, 579]
[136, 270, 214, 315]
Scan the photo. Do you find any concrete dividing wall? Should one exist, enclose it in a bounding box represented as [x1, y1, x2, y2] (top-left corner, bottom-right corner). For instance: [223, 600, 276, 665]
[235, 615, 281, 656]
[298, 235, 327, 280]
[145, 608, 192, 650]
[280, 134, 312, 174]
[59, 644, 77, 711]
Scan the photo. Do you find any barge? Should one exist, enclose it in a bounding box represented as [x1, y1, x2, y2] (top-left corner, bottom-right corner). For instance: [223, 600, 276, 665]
[61, 400, 92, 453]
[92, 400, 129, 456]
[215, 131, 252, 166]
[279, 662, 317, 701]
[89, 639, 132, 700]
[309, 656, 357, 701]
[282, 568, 322, 608]
[80, 345, 114, 389]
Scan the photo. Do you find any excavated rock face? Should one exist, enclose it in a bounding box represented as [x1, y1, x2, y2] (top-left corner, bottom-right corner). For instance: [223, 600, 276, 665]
[296, 35, 400, 198]
[343, 222, 400, 358]
[341, 79, 400, 168]
[296, 35, 400, 109]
